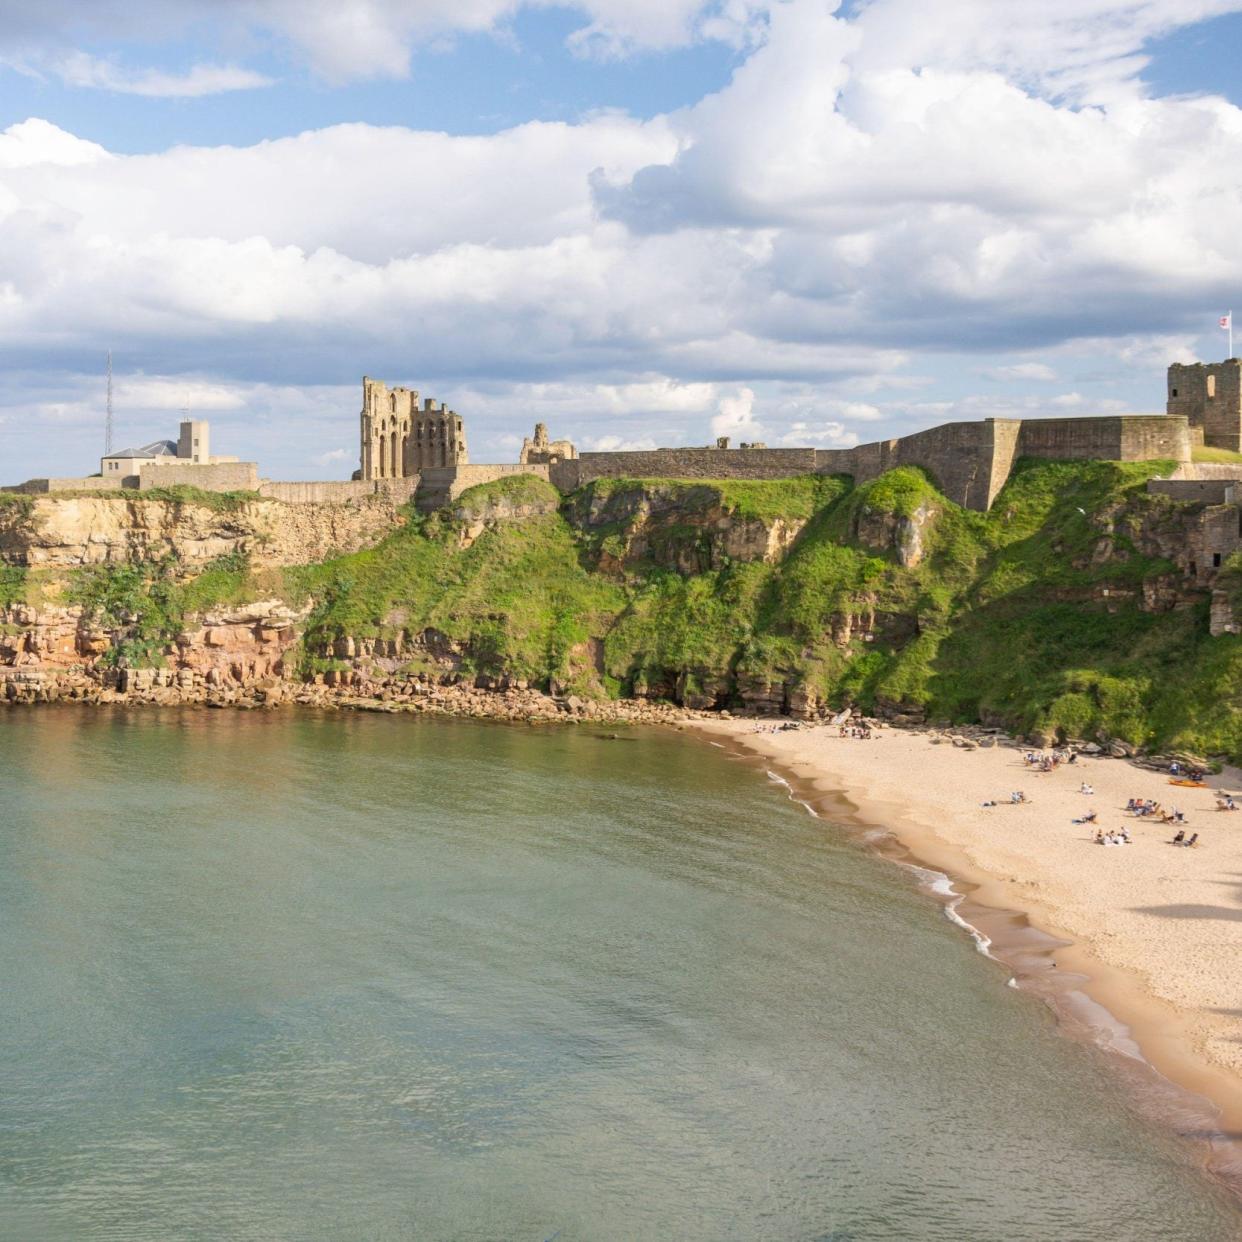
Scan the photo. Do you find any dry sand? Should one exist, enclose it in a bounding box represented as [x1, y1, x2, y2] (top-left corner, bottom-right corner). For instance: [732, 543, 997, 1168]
[697, 717, 1242, 1135]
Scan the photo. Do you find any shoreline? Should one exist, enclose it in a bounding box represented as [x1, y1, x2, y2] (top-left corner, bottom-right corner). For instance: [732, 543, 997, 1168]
[694, 718, 1242, 1201]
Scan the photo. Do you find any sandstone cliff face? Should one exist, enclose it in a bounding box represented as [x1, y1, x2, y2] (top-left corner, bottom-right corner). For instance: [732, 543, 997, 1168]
[452, 488, 560, 547]
[573, 483, 805, 572]
[0, 494, 408, 569]
[853, 500, 936, 568]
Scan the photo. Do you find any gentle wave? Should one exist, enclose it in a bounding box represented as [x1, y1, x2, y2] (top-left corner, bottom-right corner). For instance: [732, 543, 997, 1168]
[901, 862, 997, 960]
[764, 768, 819, 818]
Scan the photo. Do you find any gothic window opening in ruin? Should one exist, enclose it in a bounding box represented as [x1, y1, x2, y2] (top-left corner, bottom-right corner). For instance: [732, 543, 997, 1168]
[1172, 388, 1178, 397]
[391, 431, 398, 477]
[400, 434, 408, 473]
[1214, 553, 1223, 568]
[379, 436, 387, 477]
[1208, 375, 1217, 399]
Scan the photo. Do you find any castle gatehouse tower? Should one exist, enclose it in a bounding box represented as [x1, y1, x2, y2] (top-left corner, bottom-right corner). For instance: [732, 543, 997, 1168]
[1167, 359, 1242, 452]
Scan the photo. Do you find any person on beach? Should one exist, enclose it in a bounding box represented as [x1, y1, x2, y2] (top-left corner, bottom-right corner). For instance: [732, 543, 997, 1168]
[1079, 782, 1094, 795]
[1172, 830, 1185, 845]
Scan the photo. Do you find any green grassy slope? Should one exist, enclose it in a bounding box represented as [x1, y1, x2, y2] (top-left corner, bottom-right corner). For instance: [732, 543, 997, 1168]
[33, 465, 1242, 758]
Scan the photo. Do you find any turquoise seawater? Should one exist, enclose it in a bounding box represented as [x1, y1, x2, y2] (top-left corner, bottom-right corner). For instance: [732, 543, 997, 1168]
[0, 708, 1238, 1240]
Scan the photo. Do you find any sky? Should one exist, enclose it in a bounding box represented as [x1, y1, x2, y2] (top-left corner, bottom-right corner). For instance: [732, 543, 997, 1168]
[1, 0, 1241, 482]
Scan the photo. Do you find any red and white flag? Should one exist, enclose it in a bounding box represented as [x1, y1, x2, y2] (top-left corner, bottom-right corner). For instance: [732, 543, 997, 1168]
[1222, 314, 1233, 330]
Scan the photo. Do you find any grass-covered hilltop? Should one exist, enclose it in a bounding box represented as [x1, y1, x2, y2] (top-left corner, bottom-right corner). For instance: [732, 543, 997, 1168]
[3, 460, 1242, 760]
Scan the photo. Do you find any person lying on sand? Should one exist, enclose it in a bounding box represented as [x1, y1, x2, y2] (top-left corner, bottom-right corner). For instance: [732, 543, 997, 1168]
[1217, 796, 1238, 812]
[1073, 809, 1098, 824]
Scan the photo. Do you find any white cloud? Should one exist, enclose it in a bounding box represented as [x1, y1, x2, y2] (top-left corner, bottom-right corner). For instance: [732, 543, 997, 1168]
[0, 118, 110, 168]
[777, 420, 857, 447]
[710, 387, 763, 439]
[0, 0, 774, 82]
[983, 363, 1058, 382]
[52, 53, 272, 97]
[2, 1, 1242, 481]
[114, 377, 248, 410]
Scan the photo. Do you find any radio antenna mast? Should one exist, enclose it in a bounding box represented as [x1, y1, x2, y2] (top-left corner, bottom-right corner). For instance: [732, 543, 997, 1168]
[105, 350, 114, 455]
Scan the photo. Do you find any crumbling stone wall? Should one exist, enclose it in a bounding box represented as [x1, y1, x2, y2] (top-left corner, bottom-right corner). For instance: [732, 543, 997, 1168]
[359, 377, 468, 480]
[520, 423, 577, 465]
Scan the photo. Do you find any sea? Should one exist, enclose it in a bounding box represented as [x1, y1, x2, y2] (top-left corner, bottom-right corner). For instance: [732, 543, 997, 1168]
[0, 708, 1238, 1240]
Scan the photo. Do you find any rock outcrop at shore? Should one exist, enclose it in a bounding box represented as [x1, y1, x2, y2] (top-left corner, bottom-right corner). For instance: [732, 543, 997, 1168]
[3, 462, 1241, 758]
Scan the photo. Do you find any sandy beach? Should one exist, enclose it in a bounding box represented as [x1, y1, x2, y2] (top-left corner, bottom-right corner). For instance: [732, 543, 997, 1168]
[697, 717, 1242, 1147]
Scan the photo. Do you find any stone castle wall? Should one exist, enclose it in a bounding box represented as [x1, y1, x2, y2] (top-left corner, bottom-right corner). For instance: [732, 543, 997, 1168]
[546, 416, 1190, 511]
[139, 462, 260, 491]
[416, 463, 552, 512]
[259, 478, 419, 505]
[550, 448, 818, 491]
[7, 476, 128, 494]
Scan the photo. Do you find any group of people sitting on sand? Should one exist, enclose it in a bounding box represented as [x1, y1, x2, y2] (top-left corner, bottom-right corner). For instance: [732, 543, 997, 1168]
[1170, 830, 1200, 847]
[980, 790, 1028, 807]
[1216, 794, 1239, 812]
[838, 724, 873, 739]
[1094, 827, 1131, 846]
[1023, 750, 1077, 771]
[1126, 797, 1186, 824]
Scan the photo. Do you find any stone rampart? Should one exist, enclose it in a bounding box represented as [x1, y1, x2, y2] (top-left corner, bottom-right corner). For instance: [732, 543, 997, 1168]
[1148, 479, 1237, 503]
[139, 462, 260, 492]
[549, 415, 1191, 511]
[1016, 415, 1189, 465]
[552, 448, 818, 492]
[258, 478, 418, 505]
[416, 464, 552, 512]
[8, 476, 128, 494]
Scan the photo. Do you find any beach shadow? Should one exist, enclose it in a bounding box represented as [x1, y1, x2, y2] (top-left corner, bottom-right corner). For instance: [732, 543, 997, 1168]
[1132, 903, 1242, 922]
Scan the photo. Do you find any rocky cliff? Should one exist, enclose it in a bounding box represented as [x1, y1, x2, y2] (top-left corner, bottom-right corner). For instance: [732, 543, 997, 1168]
[3, 465, 1241, 760]
[0, 490, 408, 569]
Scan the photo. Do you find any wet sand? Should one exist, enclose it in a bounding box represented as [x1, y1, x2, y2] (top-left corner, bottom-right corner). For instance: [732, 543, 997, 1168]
[696, 718, 1242, 1184]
